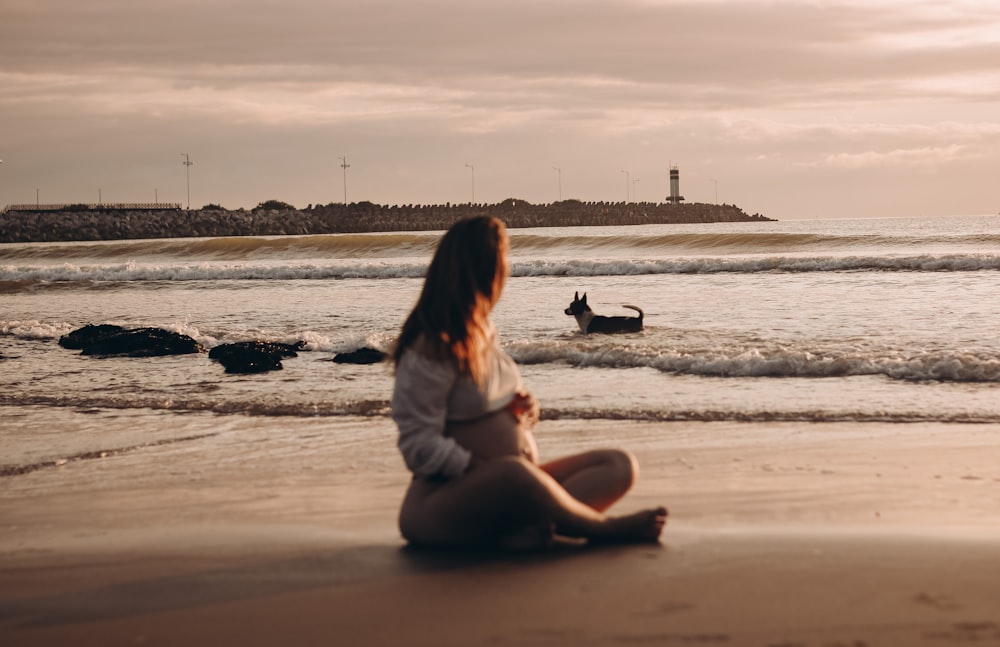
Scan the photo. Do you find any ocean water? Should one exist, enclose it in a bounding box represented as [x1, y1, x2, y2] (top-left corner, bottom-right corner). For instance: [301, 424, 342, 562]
[2, 215, 999, 475]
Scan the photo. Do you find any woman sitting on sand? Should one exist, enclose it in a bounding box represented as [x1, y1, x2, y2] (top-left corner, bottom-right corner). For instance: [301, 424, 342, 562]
[391, 215, 667, 548]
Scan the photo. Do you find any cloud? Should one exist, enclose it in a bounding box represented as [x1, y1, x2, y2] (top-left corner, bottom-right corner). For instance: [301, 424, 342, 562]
[2, 0, 999, 218]
[808, 145, 968, 169]
[5, 0, 1000, 116]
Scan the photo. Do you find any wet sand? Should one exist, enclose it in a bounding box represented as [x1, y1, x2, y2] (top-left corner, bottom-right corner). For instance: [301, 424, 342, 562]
[3, 418, 1000, 646]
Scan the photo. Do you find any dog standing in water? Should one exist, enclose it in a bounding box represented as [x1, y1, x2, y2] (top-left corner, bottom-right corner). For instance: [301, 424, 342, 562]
[564, 292, 644, 334]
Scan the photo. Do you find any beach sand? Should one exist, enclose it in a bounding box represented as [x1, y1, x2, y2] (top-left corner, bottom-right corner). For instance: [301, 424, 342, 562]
[3, 417, 1000, 646]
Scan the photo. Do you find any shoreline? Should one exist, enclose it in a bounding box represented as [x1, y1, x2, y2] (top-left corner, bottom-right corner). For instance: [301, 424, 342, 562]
[3, 415, 1000, 645]
[0, 199, 772, 243]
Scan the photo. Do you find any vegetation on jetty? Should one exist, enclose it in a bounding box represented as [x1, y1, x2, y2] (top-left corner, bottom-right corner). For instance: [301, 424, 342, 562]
[0, 198, 771, 243]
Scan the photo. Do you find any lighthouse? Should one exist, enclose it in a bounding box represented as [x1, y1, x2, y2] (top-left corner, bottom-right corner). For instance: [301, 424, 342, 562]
[665, 166, 685, 204]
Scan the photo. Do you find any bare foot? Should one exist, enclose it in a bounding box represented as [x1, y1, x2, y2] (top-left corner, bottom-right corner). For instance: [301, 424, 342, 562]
[590, 507, 668, 544]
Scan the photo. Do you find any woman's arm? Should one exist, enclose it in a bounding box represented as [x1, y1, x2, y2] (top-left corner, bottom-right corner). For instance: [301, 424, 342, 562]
[392, 348, 471, 479]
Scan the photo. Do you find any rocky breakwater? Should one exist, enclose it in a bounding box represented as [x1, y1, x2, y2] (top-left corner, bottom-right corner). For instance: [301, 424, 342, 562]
[0, 200, 772, 243]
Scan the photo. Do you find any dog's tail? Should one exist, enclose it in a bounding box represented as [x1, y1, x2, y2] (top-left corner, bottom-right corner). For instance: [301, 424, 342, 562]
[621, 305, 644, 319]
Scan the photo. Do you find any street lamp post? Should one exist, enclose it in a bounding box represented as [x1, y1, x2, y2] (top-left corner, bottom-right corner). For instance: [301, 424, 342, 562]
[709, 178, 719, 218]
[339, 156, 350, 204]
[465, 163, 475, 204]
[552, 166, 562, 201]
[620, 169, 630, 203]
[181, 153, 193, 209]
[633, 178, 640, 203]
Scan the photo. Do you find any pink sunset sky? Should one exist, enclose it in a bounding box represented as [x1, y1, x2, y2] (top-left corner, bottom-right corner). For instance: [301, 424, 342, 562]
[1, 0, 998, 220]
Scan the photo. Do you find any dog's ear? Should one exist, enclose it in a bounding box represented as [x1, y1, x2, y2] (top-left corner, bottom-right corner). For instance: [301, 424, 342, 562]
[574, 291, 579, 301]
[581, 293, 588, 304]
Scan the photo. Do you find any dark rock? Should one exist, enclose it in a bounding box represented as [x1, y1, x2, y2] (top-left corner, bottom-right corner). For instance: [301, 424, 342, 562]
[208, 340, 303, 361]
[59, 324, 129, 349]
[332, 347, 386, 365]
[216, 348, 283, 374]
[209, 340, 304, 374]
[0, 202, 772, 244]
[79, 327, 205, 357]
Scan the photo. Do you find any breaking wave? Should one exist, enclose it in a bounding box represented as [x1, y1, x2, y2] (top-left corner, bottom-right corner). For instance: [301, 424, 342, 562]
[4, 226, 1000, 262]
[0, 233, 443, 261]
[5, 318, 998, 384]
[508, 342, 1000, 383]
[3, 253, 999, 287]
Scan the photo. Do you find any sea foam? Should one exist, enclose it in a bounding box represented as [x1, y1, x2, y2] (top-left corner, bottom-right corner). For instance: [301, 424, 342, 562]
[2, 253, 999, 286]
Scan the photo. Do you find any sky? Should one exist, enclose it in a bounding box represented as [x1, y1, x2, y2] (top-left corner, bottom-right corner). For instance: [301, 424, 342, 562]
[1, 0, 999, 220]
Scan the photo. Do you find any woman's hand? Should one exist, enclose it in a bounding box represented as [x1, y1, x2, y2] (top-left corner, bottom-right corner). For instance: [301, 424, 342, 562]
[506, 391, 540, 427]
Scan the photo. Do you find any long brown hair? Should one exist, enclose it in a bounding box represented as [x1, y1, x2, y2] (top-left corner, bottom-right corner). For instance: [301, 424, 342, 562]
[393, 216, 509, 384]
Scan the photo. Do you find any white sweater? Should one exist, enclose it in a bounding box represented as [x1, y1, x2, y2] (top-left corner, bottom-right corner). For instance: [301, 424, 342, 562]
[391, 334, 523, 478]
